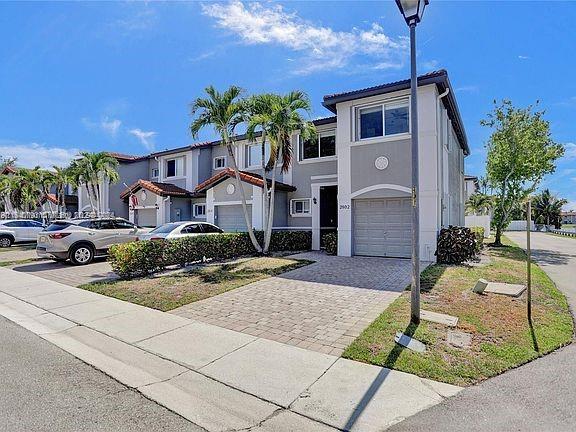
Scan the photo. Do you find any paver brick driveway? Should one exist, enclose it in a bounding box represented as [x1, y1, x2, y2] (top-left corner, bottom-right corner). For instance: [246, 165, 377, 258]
[171, 252, 415, 355]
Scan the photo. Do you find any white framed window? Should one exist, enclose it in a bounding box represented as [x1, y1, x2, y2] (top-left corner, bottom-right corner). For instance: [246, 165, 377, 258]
[299, 133, 336, 161]
[193, 204, 206, 218]
[356, 100, 409, 140]
[151, 168, 159, 178]
[213, 156, 227, 170]
[246, 142, 271, 168]
[290, 198, 311, 217]
[166, 157, 184, 178]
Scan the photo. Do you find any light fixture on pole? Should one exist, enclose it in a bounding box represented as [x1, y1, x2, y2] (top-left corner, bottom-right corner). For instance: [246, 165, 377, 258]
[395, 0, 429, 325]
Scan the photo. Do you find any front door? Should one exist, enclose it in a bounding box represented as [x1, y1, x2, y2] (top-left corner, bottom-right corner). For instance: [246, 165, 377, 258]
[320, 185, 338, 247]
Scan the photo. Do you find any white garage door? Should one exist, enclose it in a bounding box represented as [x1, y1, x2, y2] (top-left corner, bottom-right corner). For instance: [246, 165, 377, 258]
[216, 205, 252, 232]
[136, 208, 157, 228]
[353, 198, 412, 258]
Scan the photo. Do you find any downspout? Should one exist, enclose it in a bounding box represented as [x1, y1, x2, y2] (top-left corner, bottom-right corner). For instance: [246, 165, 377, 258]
[437, 87, 450, 229]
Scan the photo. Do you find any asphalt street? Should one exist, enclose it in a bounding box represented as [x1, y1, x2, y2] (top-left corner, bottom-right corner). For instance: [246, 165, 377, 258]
[389, 232, 576, 432]
[0, 315, 204, 432]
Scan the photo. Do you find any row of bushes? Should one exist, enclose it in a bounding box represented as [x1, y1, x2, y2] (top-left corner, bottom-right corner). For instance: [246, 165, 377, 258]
[109, 230, 311, 278]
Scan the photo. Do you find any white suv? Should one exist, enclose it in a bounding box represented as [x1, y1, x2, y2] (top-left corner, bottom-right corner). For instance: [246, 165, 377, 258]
[37, 218, 148, 265]
[0, 219, 45, 247]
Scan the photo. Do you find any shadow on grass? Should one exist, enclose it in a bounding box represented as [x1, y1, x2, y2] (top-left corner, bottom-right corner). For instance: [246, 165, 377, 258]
[419, 265, 447, 292]
[529, 318, 540, 353]
[343, 322, 419, 431]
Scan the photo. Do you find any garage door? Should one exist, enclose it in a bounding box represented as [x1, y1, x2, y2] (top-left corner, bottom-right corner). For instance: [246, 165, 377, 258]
[136, 208, 157, 228]
[216, 205, 252, 232]
[353, 198, 412, 258]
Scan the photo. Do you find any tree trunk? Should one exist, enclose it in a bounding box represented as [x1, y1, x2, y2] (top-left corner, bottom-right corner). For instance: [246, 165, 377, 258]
[260, 133, 269, 236]
[263, 167, 277, 254]
[494, 225, 503, 246]
[226, 143, 263, 253]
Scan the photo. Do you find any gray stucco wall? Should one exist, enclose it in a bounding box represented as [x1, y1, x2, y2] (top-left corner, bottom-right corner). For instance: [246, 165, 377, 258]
[350, 139, 411, 197]
[272, 192, 288, 227]
[198, 147, 213, 184]
[213, 178, 253, 202]
[170, 197, 192, 222]
[109, 160, 149, 218]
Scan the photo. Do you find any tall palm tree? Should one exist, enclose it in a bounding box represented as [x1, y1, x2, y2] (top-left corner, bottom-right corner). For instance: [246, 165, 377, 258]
[465, 193, 495, 216]
[69, 152, 119, 216]
[532, 189, 567, 228]
[0, 174, 15, 213]
[52, 166, 71, 214]
[190, 85, 262, 252]
[246, 91, 316, 253]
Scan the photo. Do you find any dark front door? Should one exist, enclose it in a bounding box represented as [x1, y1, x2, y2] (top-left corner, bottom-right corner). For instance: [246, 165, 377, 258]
[320, 185, 338, 247]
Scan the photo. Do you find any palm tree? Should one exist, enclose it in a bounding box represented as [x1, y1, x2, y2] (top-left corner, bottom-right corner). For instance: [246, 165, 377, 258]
[246, 91, 316, 253]
[0, 174, 15, 213]
[52, 166, 71, 214]
[532, 189, 567, 228]
[466, 193, 495, 216]
[69, 152, 119, 216]
[190, 85, 262, 252]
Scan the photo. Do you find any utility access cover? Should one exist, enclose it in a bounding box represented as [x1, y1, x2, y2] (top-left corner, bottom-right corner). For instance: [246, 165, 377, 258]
[395, 332, 426, 353]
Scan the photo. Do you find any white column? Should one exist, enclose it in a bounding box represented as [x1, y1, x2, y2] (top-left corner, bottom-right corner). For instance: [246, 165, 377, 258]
[252, 185, 263, 230]
[337, 108, 352, 257]
[206, 189, 215, 224]
[156, 195, 164, 225]
[311, 183, 321, 250]
[128, 207, 135, 223]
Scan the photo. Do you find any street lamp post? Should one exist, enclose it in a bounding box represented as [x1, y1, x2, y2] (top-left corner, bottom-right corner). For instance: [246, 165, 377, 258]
[395, 0, 429, 324]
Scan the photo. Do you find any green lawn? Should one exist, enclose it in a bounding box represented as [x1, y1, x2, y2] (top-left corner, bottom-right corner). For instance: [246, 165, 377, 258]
[343, 236, 573, 386]
[79, 257, 311, 312]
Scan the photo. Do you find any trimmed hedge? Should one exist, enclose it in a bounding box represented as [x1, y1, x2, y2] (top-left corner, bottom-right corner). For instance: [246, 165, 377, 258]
[435, 225, 478, 264]
[323, 232, 338, 255]
[109, 230, 311, 279]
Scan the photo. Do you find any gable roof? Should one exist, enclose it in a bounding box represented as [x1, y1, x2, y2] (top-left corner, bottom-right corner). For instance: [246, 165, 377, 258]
[40, 193, 78, 205]
[120, 180, 193, 199]
[1, 165, 17, 175]
[322, 69, 469, 155]
[194, 168, 296, 194]
[106, 152, 148, 163]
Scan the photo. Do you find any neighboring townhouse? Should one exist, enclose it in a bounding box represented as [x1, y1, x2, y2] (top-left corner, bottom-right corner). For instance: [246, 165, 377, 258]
[464, 175, 479, 200]
[111, 69, 469, 261]
[561, 211, 576, 225]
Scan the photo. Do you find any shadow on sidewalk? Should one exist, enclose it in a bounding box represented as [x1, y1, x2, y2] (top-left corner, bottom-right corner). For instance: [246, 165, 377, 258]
[342, 322, 419, 431]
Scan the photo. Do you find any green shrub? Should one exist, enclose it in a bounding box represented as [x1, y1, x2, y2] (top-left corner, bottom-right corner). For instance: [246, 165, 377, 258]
[323, 232, 338, 255]
[108, 240, 166, 278]
[469, 226, 485, 253]
[109, 230, 311, 279]
[435, 226, 478, 264]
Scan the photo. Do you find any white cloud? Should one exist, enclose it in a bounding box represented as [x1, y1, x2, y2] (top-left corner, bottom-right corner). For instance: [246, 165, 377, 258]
[563, 200, 576, 211]
[112, 7, 157, 33]
[455, 85, 479, 94]
[420, 60, 439, 71]
[563, 142, 576, 159]
[82, 116, 122, 138]
[202, 1, 408, 75]
[0, 140, 80, 169]
[129, 129, 156, 151]
[518, 55, 530, 60]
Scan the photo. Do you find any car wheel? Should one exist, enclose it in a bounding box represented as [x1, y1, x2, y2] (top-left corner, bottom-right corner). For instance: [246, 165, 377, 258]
[70, 244, 94, 265]
[0, 235, 13, 248]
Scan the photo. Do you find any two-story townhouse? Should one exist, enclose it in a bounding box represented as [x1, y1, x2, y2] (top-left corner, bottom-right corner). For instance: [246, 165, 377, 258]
[115, 69, 469, 261]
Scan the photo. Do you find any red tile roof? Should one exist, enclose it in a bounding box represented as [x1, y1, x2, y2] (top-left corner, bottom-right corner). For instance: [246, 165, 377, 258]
[120, 180, 193, 199]
[1, 165, 17, 175]
[106, 152, 148, 162]
[194, 168, 296, 193]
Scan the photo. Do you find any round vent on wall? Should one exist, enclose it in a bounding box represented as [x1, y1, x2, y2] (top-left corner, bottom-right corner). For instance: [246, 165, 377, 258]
[140, 190, 147, 202]
[227, 183, 236, 195]
[374, 156, 389, 171]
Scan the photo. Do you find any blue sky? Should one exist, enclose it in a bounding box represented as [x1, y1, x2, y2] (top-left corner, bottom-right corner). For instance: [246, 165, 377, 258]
[1, 1, 575, 209]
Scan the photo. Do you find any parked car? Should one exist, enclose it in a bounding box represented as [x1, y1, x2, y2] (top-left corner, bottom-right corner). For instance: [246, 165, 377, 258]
[138, 221, 224, 241]
[0, 219, 45, 247]
[36, 218, 148, 265]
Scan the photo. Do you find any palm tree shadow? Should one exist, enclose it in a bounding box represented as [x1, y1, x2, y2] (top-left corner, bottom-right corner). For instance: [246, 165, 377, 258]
[343, 322, 419, 431]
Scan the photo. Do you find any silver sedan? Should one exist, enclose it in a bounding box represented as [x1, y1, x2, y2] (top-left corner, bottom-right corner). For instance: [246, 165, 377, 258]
[138, 221, 223, 241]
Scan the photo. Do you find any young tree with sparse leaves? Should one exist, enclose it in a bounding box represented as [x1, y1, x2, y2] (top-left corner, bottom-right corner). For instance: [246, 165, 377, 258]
[482, 100, 564, 245]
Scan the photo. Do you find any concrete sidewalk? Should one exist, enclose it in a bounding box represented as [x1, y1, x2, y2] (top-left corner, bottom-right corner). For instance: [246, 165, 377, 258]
[0, 267, 461, 432]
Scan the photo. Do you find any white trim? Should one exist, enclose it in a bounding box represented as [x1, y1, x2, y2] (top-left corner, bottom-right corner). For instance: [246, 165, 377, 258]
[213, 156, 227, 170]
[311, 181, 338, 250]
[133, 205, 158, 210]
[350, 184, 411, 198]
[298, 157, 337, 165]
[311, 174, 337, 181]
[272, 226, 313, 230]
[206, 189, 215, 224]
[290, 198, 312, 217]
[297, 132, 337, 163]
[213, 200, 254, 206]
[350, 132, 410, 147]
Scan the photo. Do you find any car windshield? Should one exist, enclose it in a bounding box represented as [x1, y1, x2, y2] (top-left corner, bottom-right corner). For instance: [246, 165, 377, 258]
[148, 223, 181, 234]
[45, 221, 72, 231]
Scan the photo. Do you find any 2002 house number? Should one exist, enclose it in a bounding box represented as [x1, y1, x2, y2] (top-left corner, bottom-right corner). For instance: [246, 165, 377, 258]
[339, 204, 350, 210]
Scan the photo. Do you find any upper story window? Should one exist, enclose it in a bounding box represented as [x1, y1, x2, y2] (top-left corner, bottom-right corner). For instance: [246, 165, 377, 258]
[151, 168, 159, 178]
[246, 142, 271, 168]
[213, 156, 226, 170]
[299, 133, 336, 161]
[357, 101, 409, 140]
[165, 157, 184, 178]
